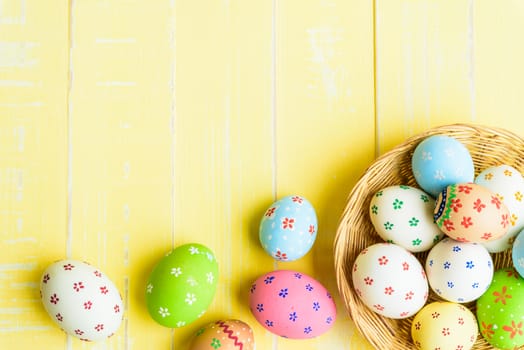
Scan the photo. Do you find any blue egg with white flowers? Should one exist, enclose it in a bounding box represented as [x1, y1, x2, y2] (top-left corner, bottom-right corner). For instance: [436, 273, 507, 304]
[512, 228, 524, 278]
[412, 135, 474, 197]
[259, 195, 317, 261]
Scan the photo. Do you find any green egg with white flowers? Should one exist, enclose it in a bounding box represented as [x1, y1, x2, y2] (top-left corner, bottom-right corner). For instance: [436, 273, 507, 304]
[145, 243, 219, 328]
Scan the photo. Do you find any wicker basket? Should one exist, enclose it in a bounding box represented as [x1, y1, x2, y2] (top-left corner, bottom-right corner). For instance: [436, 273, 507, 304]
[334, 123, 524, 349]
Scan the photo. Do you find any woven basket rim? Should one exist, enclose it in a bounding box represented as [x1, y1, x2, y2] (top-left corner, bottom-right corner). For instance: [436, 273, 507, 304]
[334, 123, 524, 349]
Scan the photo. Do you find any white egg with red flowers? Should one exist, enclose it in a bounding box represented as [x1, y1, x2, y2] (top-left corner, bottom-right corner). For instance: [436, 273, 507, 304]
[39, 259, 123, 342]
[352, 243, 428, 319]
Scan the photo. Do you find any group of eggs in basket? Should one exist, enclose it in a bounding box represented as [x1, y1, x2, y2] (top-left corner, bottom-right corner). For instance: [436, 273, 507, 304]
[352, 135, 524, 349]
[38, 194, 337, 348]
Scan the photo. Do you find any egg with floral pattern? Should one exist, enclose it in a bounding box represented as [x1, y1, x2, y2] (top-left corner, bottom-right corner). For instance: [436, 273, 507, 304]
[145, 243, 218, 328]
[39, 259, 123, 341]
[369, 185, 443, 252]
[352, 243, 428, 319]
[475, 164, 524, 252]
[434, 183, 510, 243]
[411, 302, 478, 350]
[189, 319, 254, 350]
[259, 195, 317, 261]
[477, 268, 524, 349]
[511, 228, 524, 278]
[249, 270, 336, 339]
[425, 238, 493, 303]
[412, 135, 475, 198]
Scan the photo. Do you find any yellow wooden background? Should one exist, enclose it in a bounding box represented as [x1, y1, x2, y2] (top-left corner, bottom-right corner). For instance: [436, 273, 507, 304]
[1, 0, 524, 349]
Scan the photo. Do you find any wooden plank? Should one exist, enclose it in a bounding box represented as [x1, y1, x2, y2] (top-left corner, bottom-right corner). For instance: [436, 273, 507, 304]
[173, 1, 275, 348]
[0, 0, 69, 348]
[473, 1, 524, 135]
[275, 1, 375, 348]
[375, 0, 473, 154]
[69, 1, 173, 348]
[375, 0, 524, 150]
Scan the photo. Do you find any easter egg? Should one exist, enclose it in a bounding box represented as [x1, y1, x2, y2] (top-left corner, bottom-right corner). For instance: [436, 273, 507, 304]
[475, 164, 524, 252]
[369, 185, 443, 252]
[189, 319, 254, 350]
[412, 135, 475, 198]
[259, 195, 317, 261]
[145, 243, 218, 328]
[39, 259, 123, 341]
[477, 268, 524, 349]
[411, 302, 478, 350]
[425, 238, 493, 303]
[511, 228, 524, 277]
[352, 243, 428, 319]
[434, 183, 510, 243]
[249, 270, 336, 339]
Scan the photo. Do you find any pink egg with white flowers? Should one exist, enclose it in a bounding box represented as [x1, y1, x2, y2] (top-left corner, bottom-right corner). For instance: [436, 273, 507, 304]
[249, 270, 336, 339]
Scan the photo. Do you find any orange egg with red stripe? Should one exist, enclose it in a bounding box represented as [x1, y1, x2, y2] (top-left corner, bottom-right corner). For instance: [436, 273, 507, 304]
[189, 319, 255, 350]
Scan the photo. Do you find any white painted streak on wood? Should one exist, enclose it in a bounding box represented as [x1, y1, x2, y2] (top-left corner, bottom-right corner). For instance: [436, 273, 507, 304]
[0, 263, 36, 271]
[0, 80, 36, 87]
[0, 0, 26, 25]
[170, 0, 177, 250]
[0, 101, 43, 107]
[123, 203, 130, 222]
[95, 38, 137, 44]
[3, 237, 37, 244]
[15, 125, 25, 152]
[401, 3, 414, 136]
[0, 307, 32, 314]
[0, 326, 52, 332]
[123, 234, 129, 267]
[373, 0, 380, 157]
[421, 3, 430, 127]
[223, 2, 233, 313]
[16, 217, 23, 233]
[0, 41, 39, 68]
[9, 282, 38, 289]
[271, 1, 278, 349]
[468, 0, 476, 121]
[123, 161, 131, 180]
[124, 276, 129, 350]
[95, 81, 137, 87]
[67, 0, 75, 261]
[271, 0, 277, 202]
[307, 26, 341, 100]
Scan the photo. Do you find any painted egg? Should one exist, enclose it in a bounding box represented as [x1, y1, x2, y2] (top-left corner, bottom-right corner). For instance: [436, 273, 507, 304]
[259, 195, 317, 261]
[411, 301, 478, 350]
[434, 183, 510, 243]
[352, 243, 428, 319]
[189, 319, 254, 350]
[412, 135, 475, 198]
[477, 268, 524, 349]
[475, 165, 524, 252]
[39, 259, 123, 341]
[145, 243, 218, 328]
[425, 238, 493, 303]
[511, 228, 524, 277]
[369, 185, 443, 252]
[249, 270, 336, 339]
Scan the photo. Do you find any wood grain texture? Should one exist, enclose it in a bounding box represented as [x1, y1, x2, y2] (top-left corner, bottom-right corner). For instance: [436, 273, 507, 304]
[375, 0, 524, 155]
[173, 0, 276, 348]
[275, 1, 375, 348]
[70, 2, 174, 348]
[0, 1, 69, 348]
[1, 0, 524, 349]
